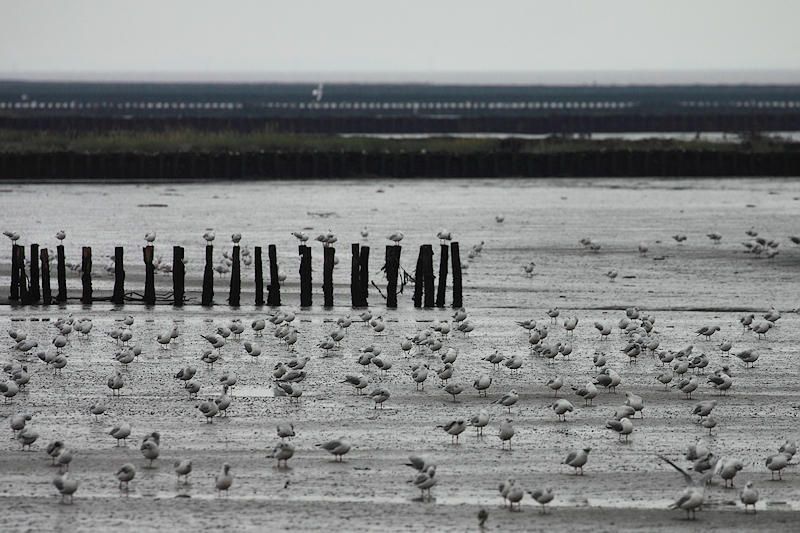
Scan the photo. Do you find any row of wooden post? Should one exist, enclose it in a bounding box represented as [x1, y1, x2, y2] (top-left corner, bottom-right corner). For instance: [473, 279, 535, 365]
[8, 242, 463, 308]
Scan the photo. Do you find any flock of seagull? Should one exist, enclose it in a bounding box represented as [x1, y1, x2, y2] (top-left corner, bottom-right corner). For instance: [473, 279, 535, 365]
[2, 297, 797, 520]
[2, 222, 799, 524]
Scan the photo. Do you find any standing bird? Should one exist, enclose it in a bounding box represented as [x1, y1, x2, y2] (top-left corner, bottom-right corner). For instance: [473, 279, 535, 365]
[55, 230, 66, 242]
[658, 455, 716, 520]
[267, 442, 295, 467]
[499, 418, 515, 450]
[317, 437, 351, 462]
[444, 382, 464, 402]
[573, 382, 598, 406]
[53, 472, 78, 503]
[109, 423, 131, 446]
[412, 466, 437, 502]
[107, 372, 124, 396]
[551, 399, 574, 421]
[216, 463, 233, 496]
[141, 436, 160, 467]
[469, 409, 491, 436]
[528, 487, 554, 514]
[606, 417, 634, 441]
[174, 459, 192, 484]
[387, 231, 404, 243]
[116, 463, 136, 490]
[494, 390, 519, 412]
[741, 481, 759, 513]
[765, 453, 790, 480]
[563, 446, 592, 475]
[369, 387, 390, 409]
[438, 419, 468, 444]
[473, 373, 492, 397]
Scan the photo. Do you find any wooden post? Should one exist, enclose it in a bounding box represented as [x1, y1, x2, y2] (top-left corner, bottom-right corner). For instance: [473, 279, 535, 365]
[143, 246, 155, 305]
[451, 242, 463, 309]
[172, 246, 184, 306]
[351, 243, 361, 306]
[298, 245, 312, 307]
[386, 245, 401, 308]
[29, 244, 40, 302]
[413, 246, 424, 308]
[422, 245, 435, 308]
[229, 245, 241, 306]
[359, 245, 370, 307]
[16, 245, 31, 304]
[41, 248, 51, 305]
[436, 244, 449, 307]
[323, 246, 335, 307]
[254, 246, 264, 306]
[268, 244, 281, 306]
[56, 244, 67, 302]
[112, 246, 125, 305]
[202, 245, 214, 306]
[9, 244, 20, 301]
[81, 246, 92, 304]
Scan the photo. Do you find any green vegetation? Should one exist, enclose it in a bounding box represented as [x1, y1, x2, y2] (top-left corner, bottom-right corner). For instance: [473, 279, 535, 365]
[0, 128, 797, 155]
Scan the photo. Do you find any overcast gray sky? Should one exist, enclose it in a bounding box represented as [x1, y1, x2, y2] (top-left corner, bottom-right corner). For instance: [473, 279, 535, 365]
[2, 0, 799, 84]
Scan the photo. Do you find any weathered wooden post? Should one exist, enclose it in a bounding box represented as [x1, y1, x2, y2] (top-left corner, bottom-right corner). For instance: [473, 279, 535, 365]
[254, 246, 264, 306]
[385, 245, 401, 308]
[298, 245, 312, 307]
[413, 245, 430, 308]
[41, 248, 51, 305]
[422, 245, 435, 308]
[229, 245, 241, 306]
[323, 246, 335, 307]
[351, 243, 362, 307]
[29, 244, 40, 303]
[112, 247, 125, 305]
[56, 244, 67, 302]
[358, 245, 370, 307]
[172, 246, 184, 306]
[15, 245, 31, 304]
[202, 244, 214, 306]
[81, 246, 92, 304]
[268, 244, 281, 306]
[436, 244, 449, 307]
[9, 244, 20, 301]
[451, 242, 463, 309]
[143, 246, 155, 305]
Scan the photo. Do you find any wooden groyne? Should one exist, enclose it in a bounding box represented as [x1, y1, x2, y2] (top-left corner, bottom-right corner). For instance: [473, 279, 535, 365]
[2, 148, 800, 180]
[6, 241, 464, 309]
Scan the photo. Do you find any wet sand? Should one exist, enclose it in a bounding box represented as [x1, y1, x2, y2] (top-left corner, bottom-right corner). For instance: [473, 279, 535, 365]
[1, 178, 799, 531]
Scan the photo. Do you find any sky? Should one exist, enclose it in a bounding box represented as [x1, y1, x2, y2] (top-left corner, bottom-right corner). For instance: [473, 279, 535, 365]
[2, 0, 800, 84]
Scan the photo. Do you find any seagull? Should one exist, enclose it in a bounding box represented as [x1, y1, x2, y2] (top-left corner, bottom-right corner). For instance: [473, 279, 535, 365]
[672, 234, 687, 244]
[766, 453, 791, 480]
[368, 387, 390, 409]
[473, 373, 492, 397]
[674, 377, 698, 399]
[546, 377, 563, 397]
[606, 417, 634, 441]
[412, 466, 437, 502]
[573, 382, 598, 406]
[469, 409, 491, 436]
[344, 374, 369, 395]
[717, 458, 744, 487]
[277, 421, 296, 440]
[438, 419, 468, 444]
[116, 463, 136, 491]
[144, 231, 156, 244]
[55, 230, 66, 242]
[216, 463, 233, 496]
[47, 440, 65, 464]
[140, 438, 160, 467]
[17, 427, 39, 450]
[198, 398, 219, 423]
[444, 382, 464, 402]
[436, 229, 452, 244]
[109, 422, 131, 446]
[10, 413, 31, 435]
[624, 392, 645, 417]
[693, 400, 717, 419]
[387, 231, 404, 243]
[268, 442, 296, 468]
[58, 449, 75, 473]
[659, 455, 717, 520]
[552, 399, 574, 421]
[563, 446, 592, 475]
[707, 233, 722, 244]
[499, 418, 515, 450]
[174, 459, 192, 484]
[605, 270, 618, 282]
[3, 230, 20, 243]
[528, 487, 554, 514]
[499, 477, 516, 506]
[53, 472, 78, 503]
[203, 229, 216, 243]
[317, 437, 351, 462]
[741, 481, 759, 513]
